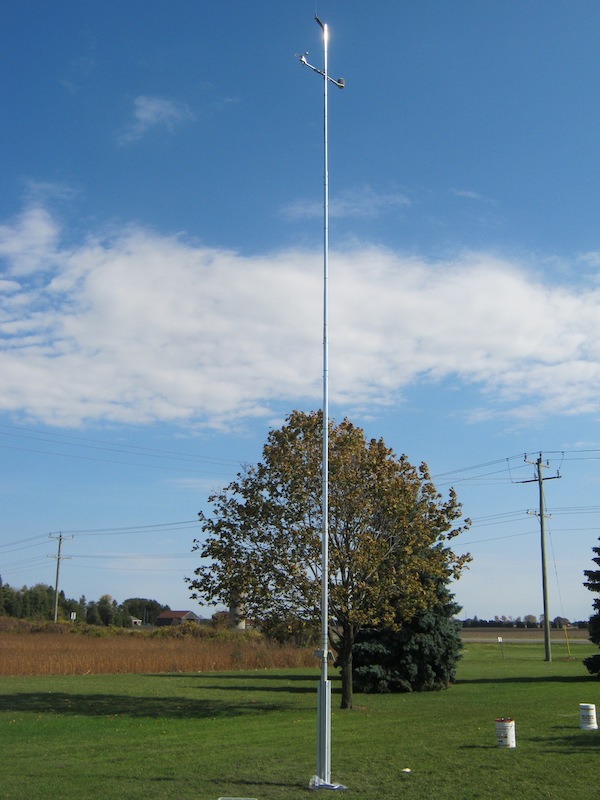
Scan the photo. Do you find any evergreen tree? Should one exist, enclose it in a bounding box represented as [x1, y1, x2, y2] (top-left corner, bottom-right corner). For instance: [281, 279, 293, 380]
[352, 580, 462, 693]
[583, 536, 600, 676]
[77, 596, 87, 622]
[1, 584, 22, 617]
[86, 602, 102, 626]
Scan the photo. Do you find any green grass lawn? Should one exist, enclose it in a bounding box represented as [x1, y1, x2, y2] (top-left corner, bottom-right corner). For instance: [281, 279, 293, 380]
[0, 642, 598, 799]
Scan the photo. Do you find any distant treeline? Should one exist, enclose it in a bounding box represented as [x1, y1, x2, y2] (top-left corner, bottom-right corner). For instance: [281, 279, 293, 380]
[461, 616, 588, 629]
[1, 578, 591, 631]
[0, 578, 169, 626]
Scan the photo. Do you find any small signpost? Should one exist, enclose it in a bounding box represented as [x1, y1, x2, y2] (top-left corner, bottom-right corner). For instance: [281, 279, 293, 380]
[498, 636, 505, 659]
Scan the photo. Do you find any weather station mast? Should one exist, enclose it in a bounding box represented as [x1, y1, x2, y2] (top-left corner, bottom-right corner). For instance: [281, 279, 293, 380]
[297, 17, 347, 792]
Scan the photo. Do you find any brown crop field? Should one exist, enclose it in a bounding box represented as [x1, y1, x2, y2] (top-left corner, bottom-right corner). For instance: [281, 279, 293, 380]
[0, 621, 590, 677]
[0, 627, 316, 676]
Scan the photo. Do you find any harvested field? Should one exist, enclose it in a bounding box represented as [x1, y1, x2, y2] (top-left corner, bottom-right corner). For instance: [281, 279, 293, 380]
[461, 626, 589, 643]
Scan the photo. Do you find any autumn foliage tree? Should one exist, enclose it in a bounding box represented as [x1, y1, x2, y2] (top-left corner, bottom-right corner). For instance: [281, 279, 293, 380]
[186, 410, 471, 709]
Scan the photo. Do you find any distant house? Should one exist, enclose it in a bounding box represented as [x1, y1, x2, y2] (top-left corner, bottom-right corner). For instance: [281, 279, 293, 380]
[155, 610, 202, 627]
[130, 617, 143, 627]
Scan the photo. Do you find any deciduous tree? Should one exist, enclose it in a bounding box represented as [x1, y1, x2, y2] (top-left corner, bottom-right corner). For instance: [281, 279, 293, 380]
[186, 410, 471, 708]
[122, 597, 169, 626]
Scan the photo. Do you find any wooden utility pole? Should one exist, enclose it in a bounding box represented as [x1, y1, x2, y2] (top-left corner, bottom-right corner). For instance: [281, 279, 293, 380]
[48, 533, 72, 623]
[518, 454, 560, 662]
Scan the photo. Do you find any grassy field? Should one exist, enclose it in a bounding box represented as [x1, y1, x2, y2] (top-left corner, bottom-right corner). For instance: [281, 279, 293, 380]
[0, 638, 598, 799]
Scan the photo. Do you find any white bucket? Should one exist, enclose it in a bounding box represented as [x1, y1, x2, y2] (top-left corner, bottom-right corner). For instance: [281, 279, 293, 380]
[579, 703, 598, 730]
[495, 717, 516, 748]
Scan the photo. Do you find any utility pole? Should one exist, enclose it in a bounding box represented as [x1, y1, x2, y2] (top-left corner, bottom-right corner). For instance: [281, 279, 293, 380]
[518, 454, 560, 662]
[48, 532, 73, 623]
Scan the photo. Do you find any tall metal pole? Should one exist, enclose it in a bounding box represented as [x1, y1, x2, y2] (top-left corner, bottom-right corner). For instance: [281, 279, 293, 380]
[317, 17, 331, 787]
[297, 19, 345, 790]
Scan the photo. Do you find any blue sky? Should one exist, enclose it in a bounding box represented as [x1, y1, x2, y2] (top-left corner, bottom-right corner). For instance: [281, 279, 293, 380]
[2, 0, 600, 623]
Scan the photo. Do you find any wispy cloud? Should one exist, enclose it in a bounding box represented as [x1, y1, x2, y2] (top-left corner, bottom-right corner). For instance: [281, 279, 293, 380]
[117, 95, 194, 145]
[451, 188, 491, 202]
[61, 53, 98, 95]
[283, 185, 410, 221]
[2, 203, 600, 428]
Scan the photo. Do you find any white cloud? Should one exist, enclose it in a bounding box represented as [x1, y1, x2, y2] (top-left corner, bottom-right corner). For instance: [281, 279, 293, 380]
[0, 206, 62, 276]
[2, 203, 600, 428]
[117, 95, 194, 145]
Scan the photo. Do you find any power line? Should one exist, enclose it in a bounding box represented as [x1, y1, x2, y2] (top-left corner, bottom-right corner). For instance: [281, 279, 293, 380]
[431, 454, 524, 479]
[0, 423, 243, 476]
[1, 556, 53, 571]
[5, 420, 600, 495]
[69, 553, 193, 559]
[431, 450, 582, 486]
[0, 423, 242, 466]
[0, 538, 51, 554]
[58, 520, 198, 536]
[71, 563, 189, 573]
[0, 441, 235, 476]
[0, 533, 49, 550]
[459, 529, 538, 547]
[469, 510, 530, 527]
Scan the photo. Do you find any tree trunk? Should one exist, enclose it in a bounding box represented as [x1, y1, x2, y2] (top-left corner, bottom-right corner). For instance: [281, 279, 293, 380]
[338, 627, 354, 709]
